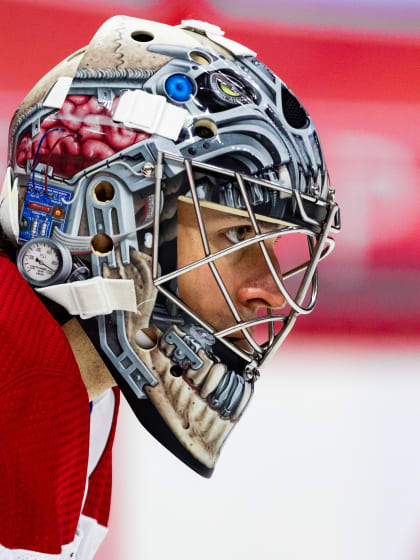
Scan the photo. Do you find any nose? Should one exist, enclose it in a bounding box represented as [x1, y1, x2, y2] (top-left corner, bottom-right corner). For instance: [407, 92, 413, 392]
[236, 246, 286, 311]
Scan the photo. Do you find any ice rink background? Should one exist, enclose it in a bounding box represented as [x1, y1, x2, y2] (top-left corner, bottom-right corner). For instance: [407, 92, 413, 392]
[0, 0, 419, 558]
[108, 336, 420, 560]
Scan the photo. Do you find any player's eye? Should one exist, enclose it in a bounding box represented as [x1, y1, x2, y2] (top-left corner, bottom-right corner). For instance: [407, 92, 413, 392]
[224, 225, 254, 244]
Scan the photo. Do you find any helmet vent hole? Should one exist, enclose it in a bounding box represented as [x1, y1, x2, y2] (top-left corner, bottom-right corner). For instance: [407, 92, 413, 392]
[91, 233, 114, 256]
[281, 86, 308, 129]
[194, 119, 217, 139]
[93, 180, 115, 203]
[170, 365, 183, 378]
[131, 31, 154, 43]
[135, 328, 158, 350]
[195, 127, 213, 139]
[190, 51, 211, 65]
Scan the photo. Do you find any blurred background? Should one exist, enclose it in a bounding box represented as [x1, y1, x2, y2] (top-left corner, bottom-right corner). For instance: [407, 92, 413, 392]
[1, 0, 419, 558]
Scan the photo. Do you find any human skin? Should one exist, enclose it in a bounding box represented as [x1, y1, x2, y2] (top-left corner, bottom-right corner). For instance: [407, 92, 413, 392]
[177, 197, 286, 342]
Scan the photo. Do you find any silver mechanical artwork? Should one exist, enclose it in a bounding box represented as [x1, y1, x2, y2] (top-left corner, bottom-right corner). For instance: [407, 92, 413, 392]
[2, 15, 340, 477]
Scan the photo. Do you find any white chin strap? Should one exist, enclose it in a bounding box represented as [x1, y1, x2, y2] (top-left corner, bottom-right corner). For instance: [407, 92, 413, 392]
[0, 167, 19, 244]
[36, 277, 137, 319]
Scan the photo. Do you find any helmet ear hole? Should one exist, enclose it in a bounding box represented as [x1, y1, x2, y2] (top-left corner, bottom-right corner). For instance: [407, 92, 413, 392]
[93, 181, 115, 203]
[194, 119, 217, 139]
[190, 51, 211, 65]
[91, 233, 113, 256]
[131, 31, 154, 42]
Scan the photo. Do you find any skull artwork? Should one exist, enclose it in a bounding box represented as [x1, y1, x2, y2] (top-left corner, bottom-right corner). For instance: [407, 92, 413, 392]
[1, 16, 340, 476]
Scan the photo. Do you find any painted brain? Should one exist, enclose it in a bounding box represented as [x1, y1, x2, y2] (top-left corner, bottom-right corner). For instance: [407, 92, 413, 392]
[16, 95, 149, 178]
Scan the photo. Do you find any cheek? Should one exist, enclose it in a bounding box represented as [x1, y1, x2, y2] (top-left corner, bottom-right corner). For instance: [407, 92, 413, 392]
[177, 225, 210, 305]
[178, 264, 218, 308]
[216, 246, 256, 284]
[177, 228, 255, 310]
[177, 223, 205, 268]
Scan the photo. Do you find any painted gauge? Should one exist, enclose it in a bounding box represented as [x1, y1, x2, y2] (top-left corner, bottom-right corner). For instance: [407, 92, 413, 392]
[209, 71, 255, 106]
[17, 237, 73, 287]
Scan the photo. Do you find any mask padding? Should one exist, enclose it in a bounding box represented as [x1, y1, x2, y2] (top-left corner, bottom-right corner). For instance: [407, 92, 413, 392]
[281, 86, 308, 129]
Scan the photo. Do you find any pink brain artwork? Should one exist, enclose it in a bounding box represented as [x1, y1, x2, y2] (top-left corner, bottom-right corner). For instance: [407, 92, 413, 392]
[16, 95, 150, 178]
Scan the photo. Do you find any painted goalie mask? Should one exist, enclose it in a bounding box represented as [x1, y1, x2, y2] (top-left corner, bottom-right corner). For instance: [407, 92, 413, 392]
[1, 16, 340, 477]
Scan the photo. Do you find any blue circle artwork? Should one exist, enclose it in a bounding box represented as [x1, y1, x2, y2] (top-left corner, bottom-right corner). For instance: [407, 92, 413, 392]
[165, 74, 193, 102]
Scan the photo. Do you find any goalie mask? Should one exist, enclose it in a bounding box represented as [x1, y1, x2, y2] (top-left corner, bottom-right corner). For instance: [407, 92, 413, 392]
[2, 16, 340, 477]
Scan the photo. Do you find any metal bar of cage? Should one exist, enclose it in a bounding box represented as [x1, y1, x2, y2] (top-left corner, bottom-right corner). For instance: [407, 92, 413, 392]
[162, 152, 340, 232]
[259, 203, 339, 367]
[156, 284, 254, 363]
[155, 230, 335, 286]
[235, 171, 317, 315]
[215, 313, 288, 338]
[162, 152, 330, 208]
[184, 159, 263, 356]
[152, 151, 163, 280]
[154, 228, 335, 287]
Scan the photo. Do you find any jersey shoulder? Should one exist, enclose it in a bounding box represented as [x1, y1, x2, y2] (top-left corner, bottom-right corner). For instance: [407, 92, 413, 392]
[0, 253, 80, 386]
[0, 366, 90, 554]
[0, 254, 90, 554]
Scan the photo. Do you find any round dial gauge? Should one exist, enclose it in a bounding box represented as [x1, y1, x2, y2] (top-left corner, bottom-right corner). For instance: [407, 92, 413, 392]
[17, 238, 73, 287]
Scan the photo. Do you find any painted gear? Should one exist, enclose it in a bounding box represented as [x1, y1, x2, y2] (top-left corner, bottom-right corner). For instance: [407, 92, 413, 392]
[1, 16, 340, 477]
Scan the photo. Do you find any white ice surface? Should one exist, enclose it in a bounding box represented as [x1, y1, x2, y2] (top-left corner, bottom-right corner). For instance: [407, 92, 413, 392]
[107, 339, 420, 560]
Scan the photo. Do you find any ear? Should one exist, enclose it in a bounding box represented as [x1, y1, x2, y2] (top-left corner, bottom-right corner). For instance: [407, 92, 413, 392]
[0, 167, 19, 244]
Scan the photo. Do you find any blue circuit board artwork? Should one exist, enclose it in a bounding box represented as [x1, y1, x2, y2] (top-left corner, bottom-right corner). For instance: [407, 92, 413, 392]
[19, 180, 73, 243]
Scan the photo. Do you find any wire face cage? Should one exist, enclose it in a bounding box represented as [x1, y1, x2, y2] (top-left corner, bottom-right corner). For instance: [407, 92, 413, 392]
[152, 152, 340, 370]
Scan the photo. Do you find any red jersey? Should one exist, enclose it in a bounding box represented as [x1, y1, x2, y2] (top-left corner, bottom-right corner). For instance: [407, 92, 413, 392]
[0, 252, 119, 559]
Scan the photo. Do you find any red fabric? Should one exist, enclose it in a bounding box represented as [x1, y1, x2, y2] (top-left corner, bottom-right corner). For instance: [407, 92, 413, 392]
[82, 387, 120, 527]
[0, 252, 115, 554]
